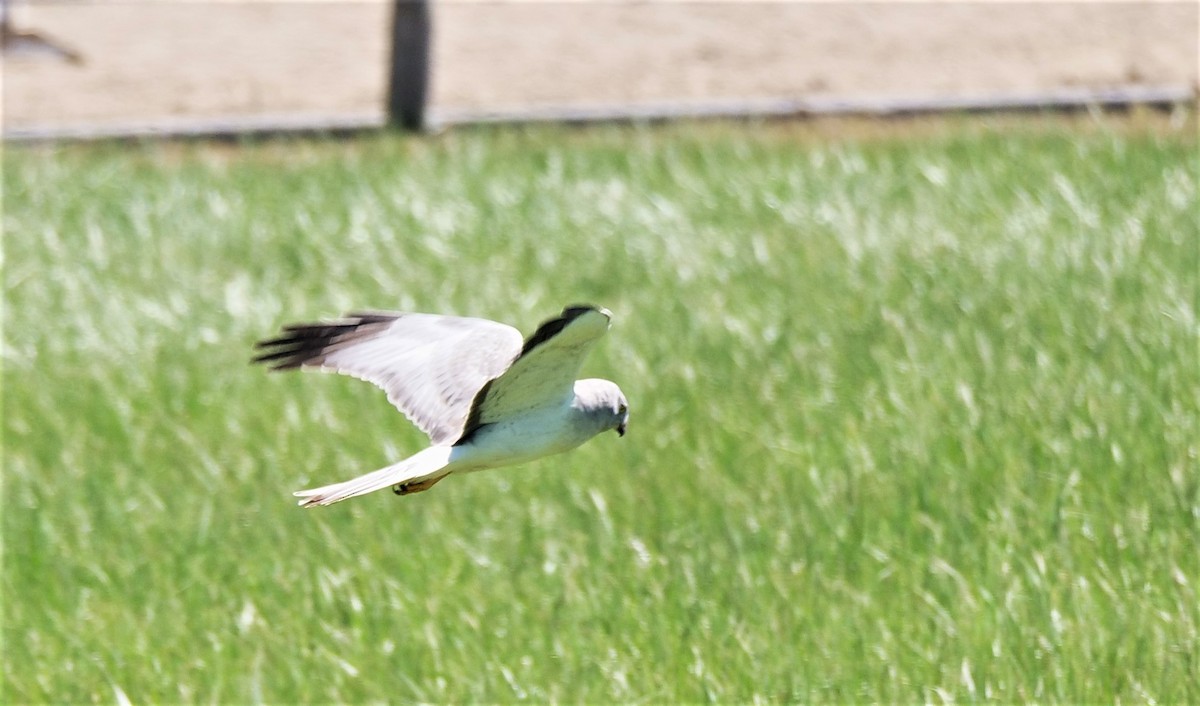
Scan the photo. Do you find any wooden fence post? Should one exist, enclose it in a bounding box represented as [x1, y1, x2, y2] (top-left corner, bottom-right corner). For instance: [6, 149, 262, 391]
[386, 0, 431, 131]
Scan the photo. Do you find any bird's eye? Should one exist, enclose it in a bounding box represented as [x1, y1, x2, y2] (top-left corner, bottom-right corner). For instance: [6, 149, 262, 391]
[618, 404, 627, 415]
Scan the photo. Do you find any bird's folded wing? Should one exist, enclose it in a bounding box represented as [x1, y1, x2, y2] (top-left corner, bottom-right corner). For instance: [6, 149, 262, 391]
[462, 306, 611, 438]
[254, 312, 524, 445]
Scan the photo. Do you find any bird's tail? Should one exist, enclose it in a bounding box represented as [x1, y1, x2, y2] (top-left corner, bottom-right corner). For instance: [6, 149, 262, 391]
[293, 446, 455, 508]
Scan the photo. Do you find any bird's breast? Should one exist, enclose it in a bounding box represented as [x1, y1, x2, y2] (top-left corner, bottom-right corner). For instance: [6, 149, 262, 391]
[453, 403, 594, 470]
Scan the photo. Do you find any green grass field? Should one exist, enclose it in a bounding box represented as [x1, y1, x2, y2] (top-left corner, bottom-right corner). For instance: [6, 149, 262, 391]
[4, 113, 1197, 703]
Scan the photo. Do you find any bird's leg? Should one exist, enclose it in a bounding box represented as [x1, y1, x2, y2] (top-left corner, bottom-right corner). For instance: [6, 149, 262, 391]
[392, 475, 446, 496]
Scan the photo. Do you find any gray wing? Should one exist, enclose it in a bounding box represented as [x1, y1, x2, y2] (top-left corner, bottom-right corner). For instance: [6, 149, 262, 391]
[459, 305, 612, 441]
[254, 311, 524, 445]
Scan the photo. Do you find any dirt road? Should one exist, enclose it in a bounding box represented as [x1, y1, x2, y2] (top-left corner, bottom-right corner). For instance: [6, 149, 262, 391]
[3, 2, 1196, 131]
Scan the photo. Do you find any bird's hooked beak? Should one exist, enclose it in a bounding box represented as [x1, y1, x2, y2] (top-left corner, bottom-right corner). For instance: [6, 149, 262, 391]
[617, 421, 626, 437]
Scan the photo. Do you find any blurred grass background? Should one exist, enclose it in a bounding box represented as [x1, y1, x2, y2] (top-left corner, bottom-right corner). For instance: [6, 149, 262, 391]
[3, 113, 1198, 702]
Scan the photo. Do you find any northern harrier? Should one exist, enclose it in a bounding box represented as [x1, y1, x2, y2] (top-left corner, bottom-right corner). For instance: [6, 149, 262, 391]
[254, 305, 629, 507]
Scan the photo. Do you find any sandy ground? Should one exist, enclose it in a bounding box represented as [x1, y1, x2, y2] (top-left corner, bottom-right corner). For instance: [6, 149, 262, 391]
[2, 2, 1197, 131]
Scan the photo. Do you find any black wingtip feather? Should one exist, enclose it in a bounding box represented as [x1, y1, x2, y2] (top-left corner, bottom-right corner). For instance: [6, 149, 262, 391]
[251, 313, 399, 371]
[519, 304, 604, 357]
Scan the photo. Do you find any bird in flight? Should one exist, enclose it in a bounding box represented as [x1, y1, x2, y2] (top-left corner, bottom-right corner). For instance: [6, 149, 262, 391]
[253, 305, 629, 507]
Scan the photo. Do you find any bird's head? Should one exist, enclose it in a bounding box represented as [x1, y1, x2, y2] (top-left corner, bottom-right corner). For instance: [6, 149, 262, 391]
[575, 378, 629, 437]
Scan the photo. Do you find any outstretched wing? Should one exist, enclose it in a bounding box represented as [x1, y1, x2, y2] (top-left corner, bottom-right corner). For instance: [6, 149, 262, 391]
[253, 311, 524, 445]
[459, 305, 612, 442]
